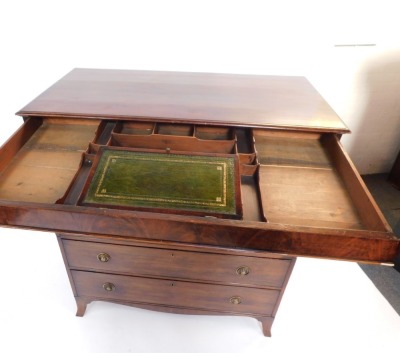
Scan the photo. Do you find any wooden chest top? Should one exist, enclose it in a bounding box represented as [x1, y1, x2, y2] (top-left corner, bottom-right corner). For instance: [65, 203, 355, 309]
[18, 68, 349, 133]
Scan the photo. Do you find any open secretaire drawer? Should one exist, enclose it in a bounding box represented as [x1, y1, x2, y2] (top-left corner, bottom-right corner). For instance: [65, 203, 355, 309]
[0, 116, 398, 263]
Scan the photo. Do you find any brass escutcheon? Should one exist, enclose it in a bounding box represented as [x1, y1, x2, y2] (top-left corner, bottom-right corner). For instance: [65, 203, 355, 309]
[103, 282, 115, 291]
[230, 296, 241, 305]
[236, 266, 250, 276]
[97, 252, 110, 262]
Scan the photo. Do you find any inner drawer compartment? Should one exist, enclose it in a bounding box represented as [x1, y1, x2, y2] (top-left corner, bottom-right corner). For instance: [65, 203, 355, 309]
[255, 130, 331, 168]
[120, 122, 155, 135]
[0, 118, 100, 203]
[156, 123, 193, 136]
[111, 123, 236, 154]
[253, 130, 388, 231]
[195, 126, 234, 140]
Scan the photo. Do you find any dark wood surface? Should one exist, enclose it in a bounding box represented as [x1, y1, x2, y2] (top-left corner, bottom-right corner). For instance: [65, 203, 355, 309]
[71, 270, 280, 316]
[17, 69, 349, 133]
[62, 239, 291, 288]
[0, 201, 397, 262]
[58, 233, 296, 337]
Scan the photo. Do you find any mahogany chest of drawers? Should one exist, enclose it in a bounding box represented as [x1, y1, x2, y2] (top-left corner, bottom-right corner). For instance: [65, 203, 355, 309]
[0, 69, 398, 336]
[58, 233, 295, 336]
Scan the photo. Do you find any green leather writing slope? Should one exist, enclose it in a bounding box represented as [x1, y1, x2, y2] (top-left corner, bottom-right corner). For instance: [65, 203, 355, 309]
[82, 148, 241, 218]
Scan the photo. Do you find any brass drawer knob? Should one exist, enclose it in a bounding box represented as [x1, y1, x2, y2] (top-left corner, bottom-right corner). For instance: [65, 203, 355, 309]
[236, 266, 250, 276]
[97, 252, 110, 262]
[103, 282, 115, 292]
[230, 296, 241, 305]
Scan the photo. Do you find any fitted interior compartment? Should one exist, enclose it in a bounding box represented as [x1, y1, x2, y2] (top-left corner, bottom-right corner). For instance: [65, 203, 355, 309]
[111, 123, 236, 154]
[255, 131, 331, 168]
[195, 126, 233, 140]
[0, 118, 100, 203]
[120, 122, 155, 135]
[54, 121, 261, 219]
[236, 127, 258, 177]
[259, 165, 363, 229]
[156, 123, 193, 136]
[253, 130, 388, 231]
[93, 121, 117, 144]
[0, 118, 387, 231]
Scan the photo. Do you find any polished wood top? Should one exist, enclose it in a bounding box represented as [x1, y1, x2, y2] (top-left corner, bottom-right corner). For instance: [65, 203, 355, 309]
[18, 69, 349, 133]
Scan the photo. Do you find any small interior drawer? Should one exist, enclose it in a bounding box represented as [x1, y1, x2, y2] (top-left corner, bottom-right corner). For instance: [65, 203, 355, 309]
[71, 270, 280, 316]
[63, 239, 291, 288]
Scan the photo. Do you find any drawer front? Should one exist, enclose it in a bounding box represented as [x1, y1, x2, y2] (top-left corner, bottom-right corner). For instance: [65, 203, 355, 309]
[71, 270, 280, 316]
[63, 240, 291, 288]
